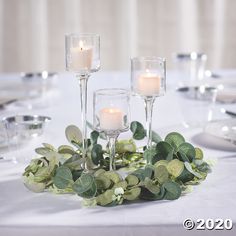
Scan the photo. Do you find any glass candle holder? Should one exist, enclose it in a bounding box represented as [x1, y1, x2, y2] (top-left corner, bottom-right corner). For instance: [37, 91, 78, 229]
[131, 57, 166, 159]
[65, 33, 100, 171]
[93, 89, 130, 170]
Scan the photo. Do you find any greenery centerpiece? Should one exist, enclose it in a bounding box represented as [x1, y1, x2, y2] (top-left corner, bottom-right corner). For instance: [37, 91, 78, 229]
[23, 121, 211, 206]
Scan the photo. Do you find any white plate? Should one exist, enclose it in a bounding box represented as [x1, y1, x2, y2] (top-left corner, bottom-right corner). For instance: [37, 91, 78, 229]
[205, 119, 236, 146]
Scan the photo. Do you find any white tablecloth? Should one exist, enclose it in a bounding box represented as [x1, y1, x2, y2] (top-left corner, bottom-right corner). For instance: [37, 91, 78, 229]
[0, 71, 236, 236]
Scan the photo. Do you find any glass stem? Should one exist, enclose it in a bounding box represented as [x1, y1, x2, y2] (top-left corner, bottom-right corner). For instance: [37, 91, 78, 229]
[107, 134, 118, 171]
[77, 74, 89, 170]
[144, 97, 155, 150]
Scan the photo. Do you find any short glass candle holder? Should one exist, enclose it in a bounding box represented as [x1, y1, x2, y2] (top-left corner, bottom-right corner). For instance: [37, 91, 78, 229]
[131, 57, 166, 158]
[93, 89, 130, 170]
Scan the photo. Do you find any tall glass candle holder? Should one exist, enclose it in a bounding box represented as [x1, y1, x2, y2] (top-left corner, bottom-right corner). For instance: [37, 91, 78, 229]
[93, 89, 130, 170]
[131, 57, 166, 158]
[65, 34, 100, 170]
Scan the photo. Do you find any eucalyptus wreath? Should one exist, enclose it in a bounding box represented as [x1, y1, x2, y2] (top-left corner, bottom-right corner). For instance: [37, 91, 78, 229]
[23, 121, 211, 206]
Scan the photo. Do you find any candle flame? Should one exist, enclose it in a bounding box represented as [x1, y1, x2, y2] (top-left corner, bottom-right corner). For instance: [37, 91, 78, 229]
[79, 40, 84, 50]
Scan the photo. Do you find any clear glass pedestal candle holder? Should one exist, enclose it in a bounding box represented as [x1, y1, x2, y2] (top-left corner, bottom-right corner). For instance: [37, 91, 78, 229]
[93, 89, 130, 171]
[65, 33, 100, 171]
[131, 57, 166, 161]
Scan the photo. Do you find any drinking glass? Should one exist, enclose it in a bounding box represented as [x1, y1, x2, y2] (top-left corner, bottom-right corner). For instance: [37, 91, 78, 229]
[131, 57, 166, 156]
[173, 52, 207, 87]
[93, 89, 130, 170]
[65, 33, 100, 170]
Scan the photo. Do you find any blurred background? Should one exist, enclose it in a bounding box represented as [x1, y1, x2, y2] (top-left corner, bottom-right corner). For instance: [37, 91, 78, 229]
[0, 0, 236, 72]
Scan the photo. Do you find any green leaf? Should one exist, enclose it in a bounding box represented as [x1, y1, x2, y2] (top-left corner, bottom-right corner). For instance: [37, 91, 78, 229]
[58, 145, 75, 155]
[195, 147, 204, 160]
[163, 180, 181, 200]
[63, 153, 84, 170]
[154, 160, 168, 168]
[35, 147, 52, 156]
[124, 187, 141, 201]
[95, 175, 111, 190]
[53, 166, 73, 189]
[42, 143, 56, 151]
[167, 159, 184, 178]
[65, 125, 82, 145]
[177, 168, 194, 183]
[144, 178, 160, 194]
[113, 180, 128, 190]
[154, 165, 169, 184]
[91, 144, 103, 165]
[144, 164, 154, 179]
[130, 121, 146, 140]
[177, 151, 190, 162]
[156, 141, 174, 161]
[132, 169, 146, 181]
[165, 132, 185, 151]
[94, 169, 106, 177]
[103, 171, 121, 184]
[96, 189, 114, 206]
[90, 131, 99, 145]
[34, 166, 51, 182]
[143, 146, 156, 163]
[178, 142, 196, 162]
[23, 175, 46, 193]
[72, 173, 96, 197]
[87, 121, 107, 140]
[125, 174, 139, 186]
[116, 139, 136, 153]
[184, 162, 202, 178]
[151, 131, 162, 143]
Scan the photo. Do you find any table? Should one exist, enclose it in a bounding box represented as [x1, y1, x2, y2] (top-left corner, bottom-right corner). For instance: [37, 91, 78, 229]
[0, 71, 236, 236]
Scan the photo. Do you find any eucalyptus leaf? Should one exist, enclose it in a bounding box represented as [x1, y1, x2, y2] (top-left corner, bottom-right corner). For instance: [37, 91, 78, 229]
[124, 187, 141, 201]
[42, 143, 56, 151]
[91, 144, 103, 165]
[184, 162, 202, 178]
[53, 166, 73, 189]
[90, 131, 99, 145]
[113, 180, 128, 190]
[165, 132, 185, 151]
[125, 174, 139, 186]
[116, 139, 136, 153]
[63, 153, 84, 170]
[154, 165, 169, 184]
[65, 125, 82, 145]
[58, 145, 75, 155]
[156, 141, 174, 161]
[163, 180, 181, 200]
[103, 171, 121, 184]
[144, 178, 160, 194]
[72, 173, 95, 196]
[130, 121, 146, 140]
[23, 175, 46, 193]
[144, 164, 154, 179]
[132, 169, 146, 181]
[95, 175, 111, 190]
[96, 189, 114, 206]
[34, 166, 51, 182]
[195, 147, 204, 160]
[151, 131, 162, 143]
[87, 121, 106, 140]
[154, 160, 168, 168]
[143, 147, 156, 163]
[178, 142, 196, 162]
[35, 147, 52, 156]
[167, 159, 184, 178]
[177, 151, 190, 162]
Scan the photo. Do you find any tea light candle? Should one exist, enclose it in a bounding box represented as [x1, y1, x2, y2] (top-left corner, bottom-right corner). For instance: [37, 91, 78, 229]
[99, 108, 124, 131]
[137, 71, 161, 96]
[70, 41, 93, 71]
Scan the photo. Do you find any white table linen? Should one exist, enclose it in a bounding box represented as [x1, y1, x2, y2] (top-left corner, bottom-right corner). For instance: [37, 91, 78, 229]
[0, 71, 236, 236]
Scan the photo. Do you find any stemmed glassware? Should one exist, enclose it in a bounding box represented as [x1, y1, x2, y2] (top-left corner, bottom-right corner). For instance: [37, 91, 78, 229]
[65, 34, 100, 170]
[131, 57, 166, 161]
[93, 89, 130, 170]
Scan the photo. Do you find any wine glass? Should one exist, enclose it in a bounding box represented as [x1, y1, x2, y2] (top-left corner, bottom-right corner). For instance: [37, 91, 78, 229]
[93, 89, 130, 170]
[131, 57, 166, 162]
[65, 33, 100, 170]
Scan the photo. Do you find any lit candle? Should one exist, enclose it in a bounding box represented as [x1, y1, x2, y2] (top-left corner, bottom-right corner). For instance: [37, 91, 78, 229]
[137, 71, 161, 96]
[99, 108, 124, 131]
[70, 41, 93, 71]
